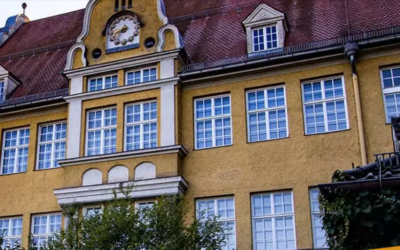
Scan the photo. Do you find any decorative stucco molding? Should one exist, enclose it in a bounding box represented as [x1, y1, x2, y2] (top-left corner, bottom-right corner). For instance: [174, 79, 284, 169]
[54, 176, 188, 205]
[156, 24, 184, 52]
[242, 4, 288, 54]
[64, 43, 87, 71]
[76, 0, 168, 44]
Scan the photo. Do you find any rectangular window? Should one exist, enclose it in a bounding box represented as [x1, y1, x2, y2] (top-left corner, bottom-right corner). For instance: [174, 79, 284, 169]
[31, 214, 62, 248]
[247, 86, 288, 142]
[137, 201, 155, 209]
[126, 67, 157, 85]
[86, 108, 117, 156]
[253, 25, 278, 52]
[194, 95, 232, 149]
[310, 189, 327, 248]
[196, 197, 236, 250]
[83, 206, 102, 219]
[37, 122, 67, 170]
[88, 75, 118, 92]
[1, 128, 30, 175]
[252, 192, 296, 250]
[381, 67, 400, 122]
[0, 80, 5, 102]
[302, 76, 348, 135]
[125, 101, 157, 151]
[0, 217, 22, 249]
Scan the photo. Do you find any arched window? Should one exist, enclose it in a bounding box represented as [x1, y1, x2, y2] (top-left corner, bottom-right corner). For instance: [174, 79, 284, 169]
[108, 165, 129, 183]
[135, 162, 156, 180]
[82, 169, 102, 186]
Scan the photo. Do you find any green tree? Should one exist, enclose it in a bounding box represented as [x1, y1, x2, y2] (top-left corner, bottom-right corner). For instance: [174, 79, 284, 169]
[1, 192, 229, 250]
[320, 170, 400, 250]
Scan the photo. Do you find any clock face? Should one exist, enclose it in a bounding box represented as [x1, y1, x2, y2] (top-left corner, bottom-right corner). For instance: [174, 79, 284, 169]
[107, 14, 140, 49]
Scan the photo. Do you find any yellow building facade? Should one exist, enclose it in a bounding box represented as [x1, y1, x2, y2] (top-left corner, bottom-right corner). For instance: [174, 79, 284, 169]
[0, 0, 400, 249]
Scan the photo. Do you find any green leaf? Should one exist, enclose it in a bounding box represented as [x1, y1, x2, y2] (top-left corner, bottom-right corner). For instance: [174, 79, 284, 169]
[361, 220, 374, 227]
[359, 191, 369, 197]
[361, 205, 371, 214]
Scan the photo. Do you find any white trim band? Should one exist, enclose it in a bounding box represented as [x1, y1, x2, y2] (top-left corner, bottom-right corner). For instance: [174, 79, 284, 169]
[59, 145, 188, 167]
[54, 176, 188, 205]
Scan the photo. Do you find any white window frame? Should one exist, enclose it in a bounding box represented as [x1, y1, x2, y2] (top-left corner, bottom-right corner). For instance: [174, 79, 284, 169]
[196, 197, 236, 250]
[85, 107, 117, 156]
[252, 24, 279, 53]
[381, 66, 400, 123]
[124, 101, 158, 151]
[36, 121, 67, 170]
[1, 127, 30, 175]
[31, 213, 62, 248]
[135, 200, 156, 209]
[83, 206, 103, 219]
[246, 85, 289, 142]
[251, 191, 296, 250]
[125, 67, 157, 85]
[309, 189, 328, 249]
[0, 80, 5, 102]
[194, 94, 233, 150]
[0, 217, 23, 248]
[88, 74, 118, 92]
[302, 76, 349, 135]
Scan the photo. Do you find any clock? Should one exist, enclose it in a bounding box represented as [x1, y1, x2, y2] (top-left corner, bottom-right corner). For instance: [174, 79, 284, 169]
[107, 14, 140, 50]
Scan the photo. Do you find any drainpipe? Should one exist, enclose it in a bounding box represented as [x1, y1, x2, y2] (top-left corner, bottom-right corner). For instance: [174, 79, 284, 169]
[345, 42, 367, 166]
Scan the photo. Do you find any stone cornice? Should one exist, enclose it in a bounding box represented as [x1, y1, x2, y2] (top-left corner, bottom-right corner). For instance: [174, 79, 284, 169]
[54, 176, 188, 205]
[58, 145, 188, 167]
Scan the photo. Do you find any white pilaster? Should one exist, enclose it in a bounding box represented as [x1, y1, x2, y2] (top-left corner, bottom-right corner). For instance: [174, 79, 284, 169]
[70, 76, 84, 95]
[160, 58, 175, 79]
[67, 99, 82, 158]
[160, 84, 175, 146]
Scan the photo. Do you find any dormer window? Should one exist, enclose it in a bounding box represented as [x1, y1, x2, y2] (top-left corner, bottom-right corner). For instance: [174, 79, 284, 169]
[252, 25, 278, 52]
[243, 4, 288, 54]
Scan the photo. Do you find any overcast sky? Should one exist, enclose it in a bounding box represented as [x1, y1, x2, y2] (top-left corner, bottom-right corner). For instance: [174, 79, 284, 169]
[0, 0, 89, 26]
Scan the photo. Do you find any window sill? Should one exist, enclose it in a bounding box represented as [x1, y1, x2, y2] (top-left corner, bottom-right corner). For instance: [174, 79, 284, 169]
[34, 167, 62, 172]
[304, 128, 351, 136]
[0, 171, 27, 177]
[193, 144, 233, 152]
[246, 136, 290, 144]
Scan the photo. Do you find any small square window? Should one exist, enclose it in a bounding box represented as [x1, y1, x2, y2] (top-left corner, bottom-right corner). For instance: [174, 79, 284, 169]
[252, 25, 278, 52]
[88, 75, 118, 92]
[126, 67, 157, 85]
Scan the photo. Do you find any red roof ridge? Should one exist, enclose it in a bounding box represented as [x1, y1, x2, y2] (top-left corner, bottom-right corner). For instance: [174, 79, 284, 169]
[169, 0, 259, 23]
[0, 40, 75, 63]
[26, 8, 85, 24]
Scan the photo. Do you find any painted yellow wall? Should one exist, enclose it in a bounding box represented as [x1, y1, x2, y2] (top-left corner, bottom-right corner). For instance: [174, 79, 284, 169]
[79, 89, 160, 156]
[357, 53, 400, 162]
[62, 153, 180, 188]
[1, 46, 400, 249]
[0, 107, 67, 248]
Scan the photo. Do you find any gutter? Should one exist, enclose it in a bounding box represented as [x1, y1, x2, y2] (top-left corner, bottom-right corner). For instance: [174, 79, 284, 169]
[179, 33, 400, 80]
[345, 42, 368, 166]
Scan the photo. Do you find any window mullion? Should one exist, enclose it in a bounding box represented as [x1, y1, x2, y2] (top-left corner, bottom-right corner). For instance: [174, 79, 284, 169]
[211, 99, 216, 147]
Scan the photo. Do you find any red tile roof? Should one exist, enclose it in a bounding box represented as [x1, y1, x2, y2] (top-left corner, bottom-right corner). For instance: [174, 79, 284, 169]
[0, 10, 85, 100]
[166, 0, 400, 62]
[0, 0, 400, 101]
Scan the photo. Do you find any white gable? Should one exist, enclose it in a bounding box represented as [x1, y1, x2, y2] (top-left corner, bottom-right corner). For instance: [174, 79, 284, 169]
[0, 66, 7, 76]
[243, 4, 286, 27]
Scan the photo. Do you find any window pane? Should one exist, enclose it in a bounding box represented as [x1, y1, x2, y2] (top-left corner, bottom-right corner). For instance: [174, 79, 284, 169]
[125, 101, 158, 151]
[195, 96, 232, 149]
[197, 198, 236, 250]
